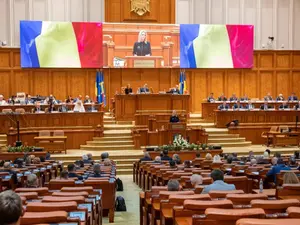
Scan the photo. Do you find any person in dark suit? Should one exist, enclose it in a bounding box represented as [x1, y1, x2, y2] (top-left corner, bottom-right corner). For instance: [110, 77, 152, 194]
[276, 94, 285, 101]
[207, 93, 215, 102]
[89, 163, 102, 178]
[87, 102, 97, 112]
[260, 101, 273, 110]
[139, 84, 150, 94]
[84, 95, 92, 103]
[125, 84, 133, 95]
[294, 101, 300, 110]
[59, 102, 69, 112]
[245, 101, 255, 110]
[266, 158, 290, 183]
[133, 30, 151, 56]
[140, 152, 152, 162]
[264, 93, 273, 101]
[32, 101, 43, 113]
[229, 93, 238, 102]
[288, 93, 298, 101]
[67, 163, 83, 180]
[169, 85, 180, 94]
[218, 93, 227, 101]
[0, 162, 18, 184]
[170, 110, 180, 123]
[240, 95, 249, 101]
[25, 94, 34, 104]
[161, 150, 172, 161]
[218, 101, 229, 110]
[279, 101, 289, 109]
[233, 101, 243, 110]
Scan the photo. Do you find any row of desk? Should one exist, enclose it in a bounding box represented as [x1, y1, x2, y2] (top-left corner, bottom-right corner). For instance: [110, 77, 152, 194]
[202, 102, 300, 121]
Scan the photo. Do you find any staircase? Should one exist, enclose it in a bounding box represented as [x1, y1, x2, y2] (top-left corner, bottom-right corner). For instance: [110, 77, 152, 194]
[0, 134, 7, 151]
[188, 114, 252, 148]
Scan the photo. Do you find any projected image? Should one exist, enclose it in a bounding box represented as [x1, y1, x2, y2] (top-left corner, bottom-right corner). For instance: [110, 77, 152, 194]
[102, 23, 179, 68]
[180, 24, 254, 68]
[20, 21, 103, 68]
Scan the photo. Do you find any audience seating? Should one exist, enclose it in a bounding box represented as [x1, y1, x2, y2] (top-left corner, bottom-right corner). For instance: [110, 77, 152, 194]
[236, 218, 300, 225]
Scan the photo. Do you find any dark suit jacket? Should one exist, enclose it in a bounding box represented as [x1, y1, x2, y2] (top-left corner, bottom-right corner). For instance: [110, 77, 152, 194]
[240, 97, 249, 101]
[218, 104, 229, 110]
[161, 156, 172, 161]
[276, 97, 285, 101]
[170, 88, 180, 94]
[295, 104, 300, 110]
[68, 172, 83, 180]
[125, 88, 132, 95]
[133, 42, 152, 56]
[260, 104, 272, 110]
[279, 104, 289, 109]
[229, 97, 238, 102]
[140, 87, 149, 93]
[233, 104, 243, 109]
[59, 106, 69, 112]
[140, 157, 152, 162]
[89, 173, 101, 178]
[207, 97, 215, 102]
[245, 104, 255, 110]
[266, 164, 291, 182]
[289, 96, 298, 101]
[218, 97, 227, 101]
[170, 116, 180, 123]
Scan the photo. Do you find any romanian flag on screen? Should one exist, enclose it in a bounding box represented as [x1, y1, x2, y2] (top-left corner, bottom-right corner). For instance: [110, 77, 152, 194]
[180, 24, 254, 68]
[20, 21, 103, 68]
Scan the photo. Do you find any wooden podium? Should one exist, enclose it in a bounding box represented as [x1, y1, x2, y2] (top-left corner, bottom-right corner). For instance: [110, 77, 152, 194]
[125, 56, 163, 68]
[168, 122, 187, 140]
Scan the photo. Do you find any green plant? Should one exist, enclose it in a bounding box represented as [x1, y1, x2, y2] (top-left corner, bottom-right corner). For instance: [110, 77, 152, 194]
[208, 145, 213, 150]
[201, 144, 207, 150]
[7, 145, 35, 153]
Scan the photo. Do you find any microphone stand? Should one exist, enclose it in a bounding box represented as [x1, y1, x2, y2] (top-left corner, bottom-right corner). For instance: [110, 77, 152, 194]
[16, 120, 22, 147]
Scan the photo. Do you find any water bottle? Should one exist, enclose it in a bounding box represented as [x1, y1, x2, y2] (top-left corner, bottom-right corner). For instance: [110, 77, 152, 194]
[259, 179, 263, 193]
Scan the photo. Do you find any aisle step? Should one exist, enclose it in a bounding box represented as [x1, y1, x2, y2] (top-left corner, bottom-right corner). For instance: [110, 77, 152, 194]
[93, 136, 132, 141]
[207, 138, 246, 143]
[208, 141, 252, 147]
[208, 134, 240, 138]
[80, 144, 136, 151]
[86, 140, 134, 145]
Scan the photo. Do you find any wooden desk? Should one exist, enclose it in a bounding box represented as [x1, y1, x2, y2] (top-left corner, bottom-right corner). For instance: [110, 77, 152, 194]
[267, 132, 300, 147]
[1, 112, 104, 149]
[202, 101, 299, 121]
[252, 189, 276, 197]
[114, 94, 190, 121]
[125, 56, 163, 68]
[0, 152, 47, 160]
[214, 110, 300, 128]
[34, 136, 67, 154]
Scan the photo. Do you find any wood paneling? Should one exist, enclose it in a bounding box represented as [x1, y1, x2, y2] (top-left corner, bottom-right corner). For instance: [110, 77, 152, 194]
[0, 48, 300, 113]
[105, 0, 175, 24]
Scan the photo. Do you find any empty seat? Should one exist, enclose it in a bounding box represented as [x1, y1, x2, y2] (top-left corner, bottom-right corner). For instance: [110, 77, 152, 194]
[61, 186, 94, 194]
[2, 109, 12, 113]
[15, 187, 49, 196]
[42, 196, 85, 204]
[184, 199, 233, 210]
[169, 194, 211, 203]
[226, 193, 268, 205]
[48, 179, 75, 190]
[26, 201, 78, 212]
[15, 108, 25, 114]
[52, 191, 89, 198]
[251, 199, 300, 213]
[205, 208, 265, 221]
[17, 192, 38, 200]
[237, 218, 300, 225]
[21, 211, 68, 225]
[209, 190, 244, 198]
[287, 207, 300, 218]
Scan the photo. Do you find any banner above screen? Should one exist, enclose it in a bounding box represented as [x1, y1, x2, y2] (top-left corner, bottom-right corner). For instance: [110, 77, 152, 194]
[20, 21, 253, 69]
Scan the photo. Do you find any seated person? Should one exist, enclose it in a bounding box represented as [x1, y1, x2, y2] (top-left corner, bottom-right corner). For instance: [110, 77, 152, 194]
[167, 179, 181, 191]
[190, 174, 203, 187]
[124, 84, 133, 95]
[87, 102, 97, 112]
[294, 100, 300, 110]
[140, 152, 152, 162]
[0, 95, 8, 105]
[25, 94, 34, 105]
[279, 101, 289, 109]
[67, 163, 83, 180]
[170, 85, 180, 94]
[139, 84, 150, 94]
[283, 171, 300, 184]
[218, 101, 229, 110]
[66, 95, 73, 103]
[103, 158, 112, 166]
[213, 155, 222, 163]
[289, 157, 298, 170]
[26, 174, 39, 188]
[59, 102, 69, 112]
[32, 101, 43, 113]
[59, 170, 69, 179]
[0, 162, 18, 184]
[207, 93, 215, 102]
[47, 103, 56, 113]
[32, 157, 41, 164]
[288, 92, 298, 101]
[201, 169, 236, 194]
[170, 110, 180, 123]
[245, 100, 255, 110]
[266, 158, 290, 183]
[90, 163, 102, 177]
[184, 160, 191, 168]
[240, 95, 249, 101]
[101, 152, 109, 162]
[153, 156, 162, 164]
[229, 93, 238, 102]
[73, 100, 85, 112]
[172, 154, 181, 165]
[84, 95, 92, 103]
[233, 101, 243, 110]
[260, 101, 273, 110]
[169, 160, 177, 169]
[161, 150, 172, 161]
[226, 120, 239, 128]
[82, 155, 92, 164]
[264, 93, 273, 101]
[87, 153, 93, 161]
[217, 93, 227, 101]
[276, 94, 285, 101]
[0, 190, 23, 225]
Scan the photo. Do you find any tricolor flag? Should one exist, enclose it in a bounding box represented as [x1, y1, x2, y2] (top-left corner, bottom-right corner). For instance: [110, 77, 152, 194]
[96, 71, 106, 106]
[179, 71, 186, 94]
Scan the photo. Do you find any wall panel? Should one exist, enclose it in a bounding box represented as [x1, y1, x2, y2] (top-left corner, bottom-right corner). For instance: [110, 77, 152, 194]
[0, 49, 299, 113]
[32, 0, 48, 20]
[13, 0, 28, 46]
[69, 0, 85, 22]
[294, 0, 300, 49]
[211, 0, 224, 24]
[0, 0, 10, 44]
[227, 0, 240, 24]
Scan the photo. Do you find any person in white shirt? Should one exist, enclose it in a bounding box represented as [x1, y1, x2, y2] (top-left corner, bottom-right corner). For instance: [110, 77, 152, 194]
[0, 95, 7, 105]
[73, 100, 85, 112]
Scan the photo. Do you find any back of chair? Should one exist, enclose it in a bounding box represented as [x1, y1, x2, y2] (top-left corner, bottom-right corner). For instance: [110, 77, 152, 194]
[26, 201, 78, 212]
[184, 199, 233, 212]
[21, 211, 68, 225]
[17, 192, 38, 200]
[61, 186, 94, 194]
[169, 194, 211, 203]
[158, 190, 194, 199]
[237, 218, 300, 225]
[251, 199, 300, 214]
[15, 108, 25, 114]
[287, 206, 300, 218]
[52, 191, 89, 198]
[209, 190, 244, 199]
[53, 130, 64, 136]
[39, 130, 51, 136]
[42, 196, 85, 204]
[15, 187, 49, 196]
[48, 179, 75, 190]
[224, 176, 252, 193]
[2, 109, 12, 113]
[226, 193, 268, 205]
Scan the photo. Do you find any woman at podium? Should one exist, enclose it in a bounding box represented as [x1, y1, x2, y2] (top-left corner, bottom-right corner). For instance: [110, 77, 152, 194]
[133, 30, 152, 56]
[170, 110, 180, 123]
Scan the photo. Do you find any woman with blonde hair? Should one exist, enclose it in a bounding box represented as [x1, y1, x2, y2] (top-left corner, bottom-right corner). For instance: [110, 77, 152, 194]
[283, 172, 300, 184]
[133, 30, 152, 56]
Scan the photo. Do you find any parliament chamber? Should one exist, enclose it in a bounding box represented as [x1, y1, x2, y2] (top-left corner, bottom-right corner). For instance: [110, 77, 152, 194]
[1, 0, 300, 225]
